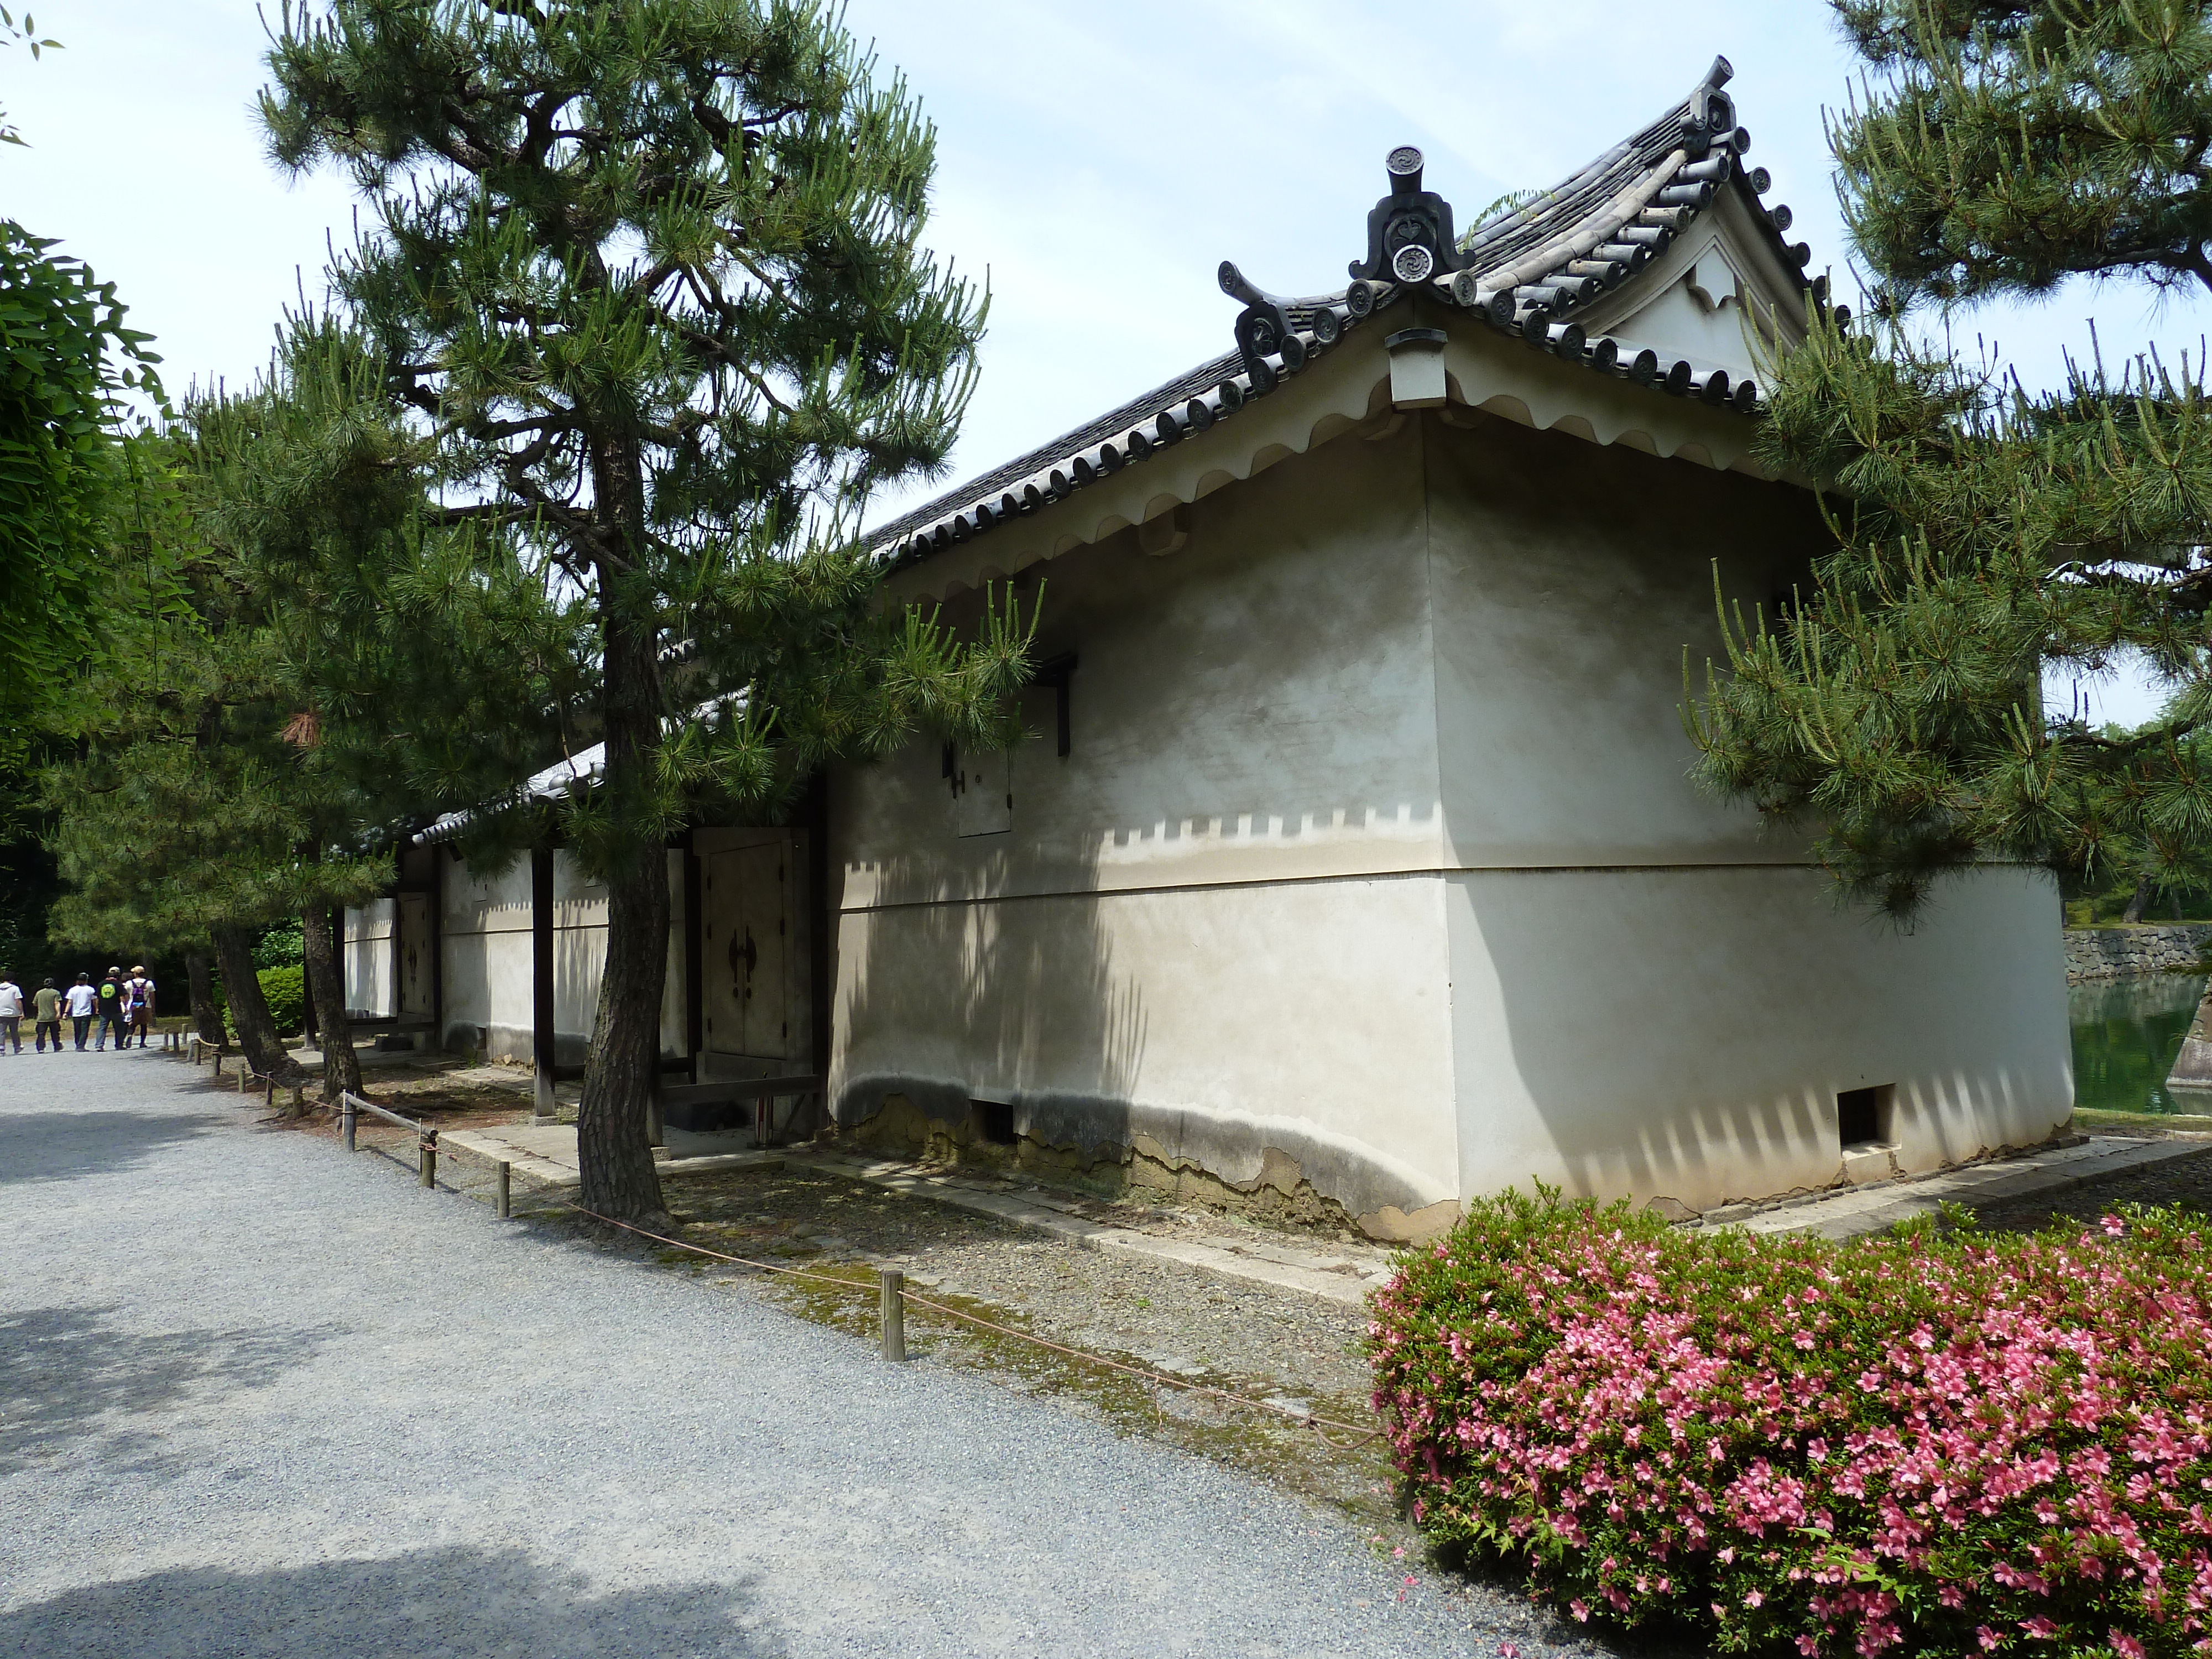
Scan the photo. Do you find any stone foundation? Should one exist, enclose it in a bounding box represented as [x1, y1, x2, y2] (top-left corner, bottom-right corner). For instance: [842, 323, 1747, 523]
[831, 1090, 1459, 1243]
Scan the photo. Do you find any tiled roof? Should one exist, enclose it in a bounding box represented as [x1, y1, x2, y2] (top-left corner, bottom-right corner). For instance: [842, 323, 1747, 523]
[868, 56, 1818, 566]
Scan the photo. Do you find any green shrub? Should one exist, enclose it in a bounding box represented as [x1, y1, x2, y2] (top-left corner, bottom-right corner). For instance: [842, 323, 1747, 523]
[256, 964, 305, 1035]
[1369, 1190, 2212, 1656]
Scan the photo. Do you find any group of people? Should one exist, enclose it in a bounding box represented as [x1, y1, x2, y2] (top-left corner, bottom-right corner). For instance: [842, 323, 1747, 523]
[0, 967, 156, 1053]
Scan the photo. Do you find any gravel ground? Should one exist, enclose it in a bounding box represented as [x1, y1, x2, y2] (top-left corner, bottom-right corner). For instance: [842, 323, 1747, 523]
[586, 1162, 1393, 1522]
[0, 1050, 1626, 1659]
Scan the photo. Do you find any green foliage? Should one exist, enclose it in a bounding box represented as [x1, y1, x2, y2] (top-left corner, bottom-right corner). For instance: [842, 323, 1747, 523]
[208, 965, 307, 1036]
[1832, 0, 2212, 305]
[1371, 1190, 2212, 1655]
[255, 964, 305, 1034]
[0, 8, 64, 150]
[1685, 1, 2212, 919]
[0, 223, 163, 735]
[257, 0, 1027, 883]
[252, 921, 304, 970]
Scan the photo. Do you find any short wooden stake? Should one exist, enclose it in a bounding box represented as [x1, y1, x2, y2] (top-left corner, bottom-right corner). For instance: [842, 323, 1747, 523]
[342, 1100, 356, 1154]
[418, 1135, 437, 1189]
[496, 1161, 511, 1219]
[879, 1269, 906, 1363]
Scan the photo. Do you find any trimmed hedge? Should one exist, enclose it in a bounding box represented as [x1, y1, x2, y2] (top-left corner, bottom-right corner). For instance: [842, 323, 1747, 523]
[212, 963, 306, 1036]
[1369, 1190, 2212, 1657]
[257, 964, 305, 1036]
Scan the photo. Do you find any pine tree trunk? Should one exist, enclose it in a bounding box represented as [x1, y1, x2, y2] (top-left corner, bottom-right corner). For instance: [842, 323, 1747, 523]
[574, 441, 669, 1224]
[2124, 875, 2153, 924]
[213, 924, 294, 1079]
[186, 950, 223, 1046]
[302, 905, 361, 1099]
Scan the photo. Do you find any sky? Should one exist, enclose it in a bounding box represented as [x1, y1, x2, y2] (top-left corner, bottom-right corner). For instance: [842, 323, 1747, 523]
[6, 0, 2199, 724]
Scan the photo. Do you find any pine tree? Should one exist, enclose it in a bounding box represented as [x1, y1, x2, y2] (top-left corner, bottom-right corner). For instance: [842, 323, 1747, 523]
[1686, 0, 2212, 919]
[44, 351, 556, 1094]
[260, 0, 1029, 1220]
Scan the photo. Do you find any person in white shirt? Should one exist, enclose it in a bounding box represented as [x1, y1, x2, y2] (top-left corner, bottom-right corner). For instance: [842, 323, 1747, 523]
[0, 973, 22, 1054]
[62, 974, 98, 1050]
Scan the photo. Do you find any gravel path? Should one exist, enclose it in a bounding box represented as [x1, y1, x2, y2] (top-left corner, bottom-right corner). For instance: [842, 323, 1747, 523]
[0, 1052, 1604, 1658]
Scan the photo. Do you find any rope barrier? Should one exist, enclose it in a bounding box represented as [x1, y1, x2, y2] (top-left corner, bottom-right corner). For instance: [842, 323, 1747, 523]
[562, 1203, 1384, 1449]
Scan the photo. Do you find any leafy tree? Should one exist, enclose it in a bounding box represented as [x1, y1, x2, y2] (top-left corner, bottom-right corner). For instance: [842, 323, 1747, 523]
[0, 228, 163, 739]
[260, 0, 1031, 1221]
[46, 331, 577, 1098]
[0, 7, 61, 149]
[1686, 0, 2212, 920]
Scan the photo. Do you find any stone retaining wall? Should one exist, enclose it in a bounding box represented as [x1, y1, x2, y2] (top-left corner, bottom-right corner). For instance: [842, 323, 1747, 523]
[2065, 924, 2212, 983]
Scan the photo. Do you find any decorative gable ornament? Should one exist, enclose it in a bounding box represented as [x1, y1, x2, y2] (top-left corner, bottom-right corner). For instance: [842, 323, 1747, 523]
[867, 56, 1832, 570]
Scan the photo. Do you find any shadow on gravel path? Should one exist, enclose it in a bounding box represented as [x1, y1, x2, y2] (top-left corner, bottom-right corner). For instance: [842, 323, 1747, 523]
[0, 1306, 346, 1477]
[0, 1547, 774, 1658]
[0, 1110, 216, 1187]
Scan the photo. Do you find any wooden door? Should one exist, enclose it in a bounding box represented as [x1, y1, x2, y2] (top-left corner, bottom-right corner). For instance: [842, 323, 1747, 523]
[703, 844, 795, 1061]
[397, 892, 433, 1019]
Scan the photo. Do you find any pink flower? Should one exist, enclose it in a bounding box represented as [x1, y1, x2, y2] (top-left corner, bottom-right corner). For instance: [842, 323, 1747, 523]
[2109, 1634, 2146, 1659]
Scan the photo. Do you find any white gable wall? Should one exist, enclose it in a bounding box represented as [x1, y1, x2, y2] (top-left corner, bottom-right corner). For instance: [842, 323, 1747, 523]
[1421, 410, 2069, 1213]
[832, 414, 1465, 1230]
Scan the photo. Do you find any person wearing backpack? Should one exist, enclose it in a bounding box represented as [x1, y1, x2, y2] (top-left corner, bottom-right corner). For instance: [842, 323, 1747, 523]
[33, 979, 61, 1052]
[126, 966, 155, 1048]
[95, 967, 126, 1052]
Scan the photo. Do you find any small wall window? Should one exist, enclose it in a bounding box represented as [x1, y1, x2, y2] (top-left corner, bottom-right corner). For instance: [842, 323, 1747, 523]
[974, 1099, 1016, 1145]
[1837, 1084, 1895, 1149]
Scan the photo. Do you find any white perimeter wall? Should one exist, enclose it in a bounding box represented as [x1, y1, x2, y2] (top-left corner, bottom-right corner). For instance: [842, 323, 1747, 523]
[345, 850, 687, 1062]
[832, 338, 2072, 1235]
[836, 399, 1464, 1228]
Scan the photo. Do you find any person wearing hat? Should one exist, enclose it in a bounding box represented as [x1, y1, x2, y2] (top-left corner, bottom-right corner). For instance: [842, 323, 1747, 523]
[95, 967, 127, 1052]
[125, 966, 155, 1048]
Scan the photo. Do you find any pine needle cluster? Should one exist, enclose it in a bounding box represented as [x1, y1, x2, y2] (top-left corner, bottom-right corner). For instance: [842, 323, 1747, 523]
[1687, 0, 2212, 920]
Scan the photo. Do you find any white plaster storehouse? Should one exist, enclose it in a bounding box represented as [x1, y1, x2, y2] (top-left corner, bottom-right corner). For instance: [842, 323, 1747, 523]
[346, 60, 2072, 1238]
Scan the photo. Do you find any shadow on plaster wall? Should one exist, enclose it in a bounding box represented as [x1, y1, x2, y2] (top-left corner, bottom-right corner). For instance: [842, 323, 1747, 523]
[0, 1547, 764, 1658]
[1462, 867, 2072, 1215]
[834, 832, 1147, 1163]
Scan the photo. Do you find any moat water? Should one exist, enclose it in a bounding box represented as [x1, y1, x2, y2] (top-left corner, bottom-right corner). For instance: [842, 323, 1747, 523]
[2070, 973, 2208, 1115]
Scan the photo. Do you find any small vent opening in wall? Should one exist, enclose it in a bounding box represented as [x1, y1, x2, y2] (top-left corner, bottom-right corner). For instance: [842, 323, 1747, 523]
[1837, 1084, 1895, 1149]
[975, 1099, 1016, 1145]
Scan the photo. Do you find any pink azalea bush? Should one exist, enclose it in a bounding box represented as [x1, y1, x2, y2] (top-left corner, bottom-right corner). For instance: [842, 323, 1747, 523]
[1368, 1190, 2212, 1656]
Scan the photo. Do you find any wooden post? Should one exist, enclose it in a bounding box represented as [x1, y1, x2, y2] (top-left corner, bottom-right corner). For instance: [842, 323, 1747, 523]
[418, 1132, 437, 1189]
[497, 1161, 512, 1219]
[531, 842, 556, 1123]
[879, 1269, 906, 1362]
[342, 1098, 357, 1153]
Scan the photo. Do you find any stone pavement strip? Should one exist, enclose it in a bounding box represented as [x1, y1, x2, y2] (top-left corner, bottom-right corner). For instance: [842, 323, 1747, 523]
[0, 1052, 1604, 1659]
[1724, 1134, 2212, 1241]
